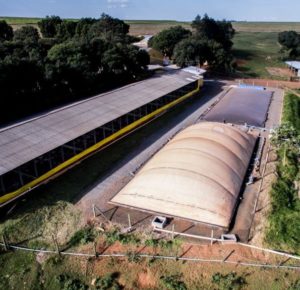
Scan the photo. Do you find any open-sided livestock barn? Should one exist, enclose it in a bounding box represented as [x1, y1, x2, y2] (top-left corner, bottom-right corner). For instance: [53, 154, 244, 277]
[0, 68, 204, 206]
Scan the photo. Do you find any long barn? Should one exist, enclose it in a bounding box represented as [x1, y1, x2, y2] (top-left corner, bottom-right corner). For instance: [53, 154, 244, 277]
[0, 68, 204, 206]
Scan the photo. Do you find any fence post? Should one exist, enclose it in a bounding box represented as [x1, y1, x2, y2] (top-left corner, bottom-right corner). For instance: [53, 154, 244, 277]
[92, 204, 111, 223]
[93, 242, 98, 258]
[92, 204, 96, 218]
[2, 234, 8, 251]
[210, 230, 214, 246]
[128, 214, 132, 229]
[223, 250, 235, 263]
[171, 224, 175, 240]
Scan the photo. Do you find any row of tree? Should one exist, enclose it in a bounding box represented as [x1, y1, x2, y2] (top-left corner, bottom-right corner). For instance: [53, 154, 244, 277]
[149, 14, 235, 70]
[0, 15, 150, 125]
[278, 31, 300, 59]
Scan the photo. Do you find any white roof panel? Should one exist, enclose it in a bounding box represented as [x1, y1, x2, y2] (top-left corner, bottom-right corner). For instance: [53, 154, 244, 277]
[285, 61, 300, 70]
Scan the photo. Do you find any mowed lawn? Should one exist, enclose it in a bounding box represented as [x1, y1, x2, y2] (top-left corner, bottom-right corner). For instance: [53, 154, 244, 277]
[232, 32, 286, 79]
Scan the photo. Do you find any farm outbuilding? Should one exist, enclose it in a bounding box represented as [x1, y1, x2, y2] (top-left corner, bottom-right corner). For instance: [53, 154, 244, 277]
[111, 122, 257, 228]
[0, 68, 204, 206]
[285, 61, 300, 77]
[203, 87, 273, 127]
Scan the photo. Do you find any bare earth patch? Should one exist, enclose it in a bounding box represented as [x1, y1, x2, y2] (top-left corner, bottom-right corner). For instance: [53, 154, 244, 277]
[266, 67, 294, 78]
[249, 149, 277, 247]
[138, 269, 157, 288]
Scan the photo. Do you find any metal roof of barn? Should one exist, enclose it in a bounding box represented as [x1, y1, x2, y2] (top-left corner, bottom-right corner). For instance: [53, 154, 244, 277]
[0, 69, 200, 176]
[285, 61, 300, 70]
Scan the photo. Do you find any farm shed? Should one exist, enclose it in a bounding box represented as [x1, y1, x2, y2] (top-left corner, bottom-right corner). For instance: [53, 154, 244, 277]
[0, 68, 204, 206]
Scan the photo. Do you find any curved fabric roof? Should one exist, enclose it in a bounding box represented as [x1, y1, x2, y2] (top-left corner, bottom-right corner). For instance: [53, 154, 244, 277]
[204, 87, 273, 127]
[111, 122, 256, 228]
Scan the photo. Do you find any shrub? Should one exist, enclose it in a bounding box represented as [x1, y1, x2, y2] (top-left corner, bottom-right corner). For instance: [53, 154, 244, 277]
[288, 279, 300, 290]
[67, 227, 96, 247]
[145, 238, 160, 247]
[55, 274, 88, 290]
[126, 251, 141, 263]
[160, 274, 187, 290]
[105, 229, 140, 245]
[211, 272, 247, 290]
[94, 272, 122, 290]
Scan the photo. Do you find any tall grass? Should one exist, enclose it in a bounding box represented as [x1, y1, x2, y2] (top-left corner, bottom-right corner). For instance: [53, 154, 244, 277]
[282, 93, 300, 133]
[266, 93, 300, 253]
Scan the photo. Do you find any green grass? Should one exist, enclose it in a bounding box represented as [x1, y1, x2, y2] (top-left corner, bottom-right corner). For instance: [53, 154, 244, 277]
[2, 17, 300, 32]
[232, 32, 286, 79]
[282, 93, 300, 133]
[0, 16, 41, 25]
[265, 93, 300, 254]
[232, 22, 300, 33]
[0, 16, 78, 25]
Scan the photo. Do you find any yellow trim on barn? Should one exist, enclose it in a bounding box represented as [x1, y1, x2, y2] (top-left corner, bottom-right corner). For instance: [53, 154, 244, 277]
[0, 79, 202, 205]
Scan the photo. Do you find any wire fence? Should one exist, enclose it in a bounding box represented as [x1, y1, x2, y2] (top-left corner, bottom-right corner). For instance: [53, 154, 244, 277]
[1, 238, 300, 271]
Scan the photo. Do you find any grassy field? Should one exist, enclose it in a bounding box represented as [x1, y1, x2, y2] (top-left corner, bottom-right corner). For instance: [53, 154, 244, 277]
[232, 22, 300, 32]
[0, 16, 41, 24]
[265, 92, 300, 254]
[232, 32, 286, 79]
[128, 20, 300, 35]
[0, 16, 79, 24]
[2, 17, 300, 32]
[282, 92, 300, 132]
[1, 249, 299, 290]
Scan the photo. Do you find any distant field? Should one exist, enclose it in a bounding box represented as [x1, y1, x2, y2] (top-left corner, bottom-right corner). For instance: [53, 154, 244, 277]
[128, 20, 300, 35]
[233, 32, 286, 79]
[0, 16, 41, 24]
[2, 17, 300, 34]
[233, 22, 300, 32]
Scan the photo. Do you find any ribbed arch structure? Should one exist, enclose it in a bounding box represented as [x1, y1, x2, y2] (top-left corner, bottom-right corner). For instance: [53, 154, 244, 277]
[111, 122, 256, 228]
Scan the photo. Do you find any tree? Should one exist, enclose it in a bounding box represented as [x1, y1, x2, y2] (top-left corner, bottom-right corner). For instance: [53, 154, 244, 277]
[38, 15, 62, 38]
[46, 41, 92, 92]
[13, 26, 40, 43]
[88, 14, 130, 42]
[173, 38, 204, 67]
[75, 18, 97, 39]
[172, 15, 235, 70]
[278, 31, 300, 58]
[56, 21, 77, 41]
[0, 13, 149, 125]
[192, 14, 235, 51]
[0, 20, 13, 42]
[148, 26, 191, 57]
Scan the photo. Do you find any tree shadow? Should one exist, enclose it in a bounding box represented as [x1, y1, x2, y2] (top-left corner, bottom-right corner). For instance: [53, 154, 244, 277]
[232, 48, 254, 60]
